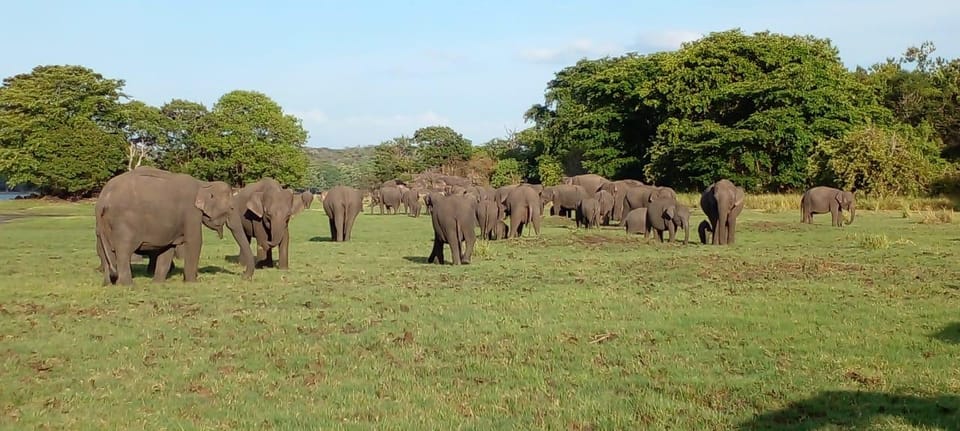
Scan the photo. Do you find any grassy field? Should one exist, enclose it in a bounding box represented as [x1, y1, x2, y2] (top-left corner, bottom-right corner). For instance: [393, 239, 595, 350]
[1, 197, 959, 430]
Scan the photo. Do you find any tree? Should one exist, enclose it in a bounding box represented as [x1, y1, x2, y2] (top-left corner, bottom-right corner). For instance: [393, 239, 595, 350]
[188, 90, 308, 187]
[372, 136, 419, 183]
[414, 126, 473, 170]
[120, 101, 170, 170]
[490, 158, 524, 187]
[535, 155, 564, 186]
[0, 65, 127, 197]
[645, 29, 890, 192]
[157, 99, 209, 172]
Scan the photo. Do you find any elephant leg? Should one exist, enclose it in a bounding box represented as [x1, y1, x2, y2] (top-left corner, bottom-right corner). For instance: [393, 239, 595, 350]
[428, 236, 444, 264]
[443, 225, 462, 265]
[146, 253, 157, 275]
[152, 248, 176, 282]
[510, 217, 521, 239]
[278, 231, 290, 270]
[96, 235, 116, 285]
[228, 218, 255, 280]
[345, 211, 358, 241]
[727, 217, 738, 245]
[180, 242, 201, 283]
[328, 217, 337, 242]
[667, 221, 676, 242]
[336, 208, 347, 241]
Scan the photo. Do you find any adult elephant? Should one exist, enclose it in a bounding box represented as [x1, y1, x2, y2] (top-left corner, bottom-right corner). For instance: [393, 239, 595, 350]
[566, 174, 610, 194]
[623, 185, 676, 215]
[595, 190, 615, 225]
[95, 167, 234, 286]
[401, 188, 422, 217]
[646, 198, 691, 244]
[476, 199, 504, 240]
[600, 179, 645, 223]
[426, 193, 478, 265]
[801, 186, 856, 227]
[229, 178, 312, 277]
[502, 185, 542, 238]
[544, 184, 589, 218]
[377, 185, 403, 214]
[323, 186, 363, 241]
[699, 179, 745, 246]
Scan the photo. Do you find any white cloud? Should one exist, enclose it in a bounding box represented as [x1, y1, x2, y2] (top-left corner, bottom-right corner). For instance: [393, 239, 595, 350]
[518, 38, 624, 64]
[632, 30, 703, 53]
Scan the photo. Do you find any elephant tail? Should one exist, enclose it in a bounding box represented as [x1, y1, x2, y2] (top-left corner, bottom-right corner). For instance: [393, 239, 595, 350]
[95, 206, 118, 278]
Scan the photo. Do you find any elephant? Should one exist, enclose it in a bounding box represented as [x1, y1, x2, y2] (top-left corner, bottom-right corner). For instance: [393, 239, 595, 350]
[492, 220, 509, 240]
[501, 185, 543, 238]
[377, 185, 403, 214]
[401, 188, 422, 217]
[576, 196, 601, 229]
[95, 166, 234, 286]
[427, 193, 478, 265]
[476, 199, 505, 240]
[323, 186, 363, 242]
[623, 185, 677, 216]
[698, 220, 714, 245]
[623, 208, 648, 237]
[646, 198, 691, 244]
[543, 184, 590, 218]
[230, 178, 312, 276]
[494, 184, 520, 207]
[595, 190, 615, 225]
[599, 179, 645, 223]
[700, 179, 745, 246]
[801, 186, 856, 227]
[565, 174, 610, 194]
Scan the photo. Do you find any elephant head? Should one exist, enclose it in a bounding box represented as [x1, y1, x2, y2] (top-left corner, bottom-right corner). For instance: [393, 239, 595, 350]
[246, 187, 308, 247]
[837, 190, 855, 225]
[196, 180, 234, 238]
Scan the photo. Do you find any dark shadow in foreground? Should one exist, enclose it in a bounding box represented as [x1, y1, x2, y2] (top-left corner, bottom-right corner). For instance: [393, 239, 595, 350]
[130, 264, 235, 279]
[738, 391, 959, 430]
[308, 236, 333, 242]
[933, 322, 960, 344]
[402, 256, 430, 264]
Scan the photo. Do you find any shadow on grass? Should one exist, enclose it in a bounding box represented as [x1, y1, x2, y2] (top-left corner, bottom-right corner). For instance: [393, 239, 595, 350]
[402, 256, 431, 264]
[738, 391, 959, 430]
[933, 322, 960, 344]
[130, 263, 235, 278]
[309, 236, 333, 242]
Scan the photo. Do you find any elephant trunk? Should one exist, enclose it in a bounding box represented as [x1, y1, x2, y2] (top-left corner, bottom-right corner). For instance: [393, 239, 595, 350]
[846, 203, 855, 225]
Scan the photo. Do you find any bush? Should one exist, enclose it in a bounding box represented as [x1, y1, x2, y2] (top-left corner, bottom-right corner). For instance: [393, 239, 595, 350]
[536, 155, 564, 186]
[490, 159, 524, 188]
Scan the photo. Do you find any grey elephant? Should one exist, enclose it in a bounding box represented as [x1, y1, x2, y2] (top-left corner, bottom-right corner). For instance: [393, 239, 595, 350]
[544, 184, 589, 218]
[565, 173, 610, 194]
[230, 178, 312, 274]
[476, 199, 504, 240]
[600, 179, 645, 223]
[426, 193, 478, 265]
[502, 185, 542, 238]
[95, 166, 234, 285]
[595, 190, 615, 225]
[646, 198, 691, 244]
[377, 185, 403, 214]
[576, 196, 601, 229]
[492, 220, 509, 240]
[623, 185, 677, 216]
[401, 188, 422, 217]
[623, 208, 649, 237]
[700, 179, 745, 245]
[323, 186, 363, 241]
[801, 186, 855, 226]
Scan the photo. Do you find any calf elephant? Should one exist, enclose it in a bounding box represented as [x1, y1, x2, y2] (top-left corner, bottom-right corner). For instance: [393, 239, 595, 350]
[599, 179, 645, 223]
[700, 179, 745, 245]
[323, 186, 363, 241]
[623, 185, 677, 216]
[95, 166, 234, 285]
[595, 190, 615, 225]
[502, 185, 543, 238]
[576, 197, 601, 229]
[229, 178, 312, 276]
[492, 220, 509, 240]
[646, 198, 691, 244]
[427, 194, 479, 265]
[801, 186, 855, 227]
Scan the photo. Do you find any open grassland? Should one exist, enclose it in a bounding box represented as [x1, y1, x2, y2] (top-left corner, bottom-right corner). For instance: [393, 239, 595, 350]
[1, 198, 959, 430]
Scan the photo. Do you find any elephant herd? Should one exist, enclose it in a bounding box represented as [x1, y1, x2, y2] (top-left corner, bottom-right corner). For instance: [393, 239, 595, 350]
[93, 167, 857, 284]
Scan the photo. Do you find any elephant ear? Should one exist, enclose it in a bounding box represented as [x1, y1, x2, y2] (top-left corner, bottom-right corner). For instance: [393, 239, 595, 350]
[246, 192, 265, 218]
[734, 187, 746, 208]
[834, 191, 845, 205]
[194, 187, 212, 213]
[664, 206, 675, 220]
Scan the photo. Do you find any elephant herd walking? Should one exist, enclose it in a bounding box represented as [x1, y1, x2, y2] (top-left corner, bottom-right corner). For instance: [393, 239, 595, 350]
[93, 167, 857, 284]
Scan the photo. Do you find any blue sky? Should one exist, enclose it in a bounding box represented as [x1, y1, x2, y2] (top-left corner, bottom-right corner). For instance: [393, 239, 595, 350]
[2, 1, 958, 149]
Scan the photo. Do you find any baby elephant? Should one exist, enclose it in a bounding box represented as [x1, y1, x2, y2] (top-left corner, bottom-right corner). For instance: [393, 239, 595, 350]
[623, 208, 649, 238]
[647, 198, 691, 244]
[492, 220, 509, 240]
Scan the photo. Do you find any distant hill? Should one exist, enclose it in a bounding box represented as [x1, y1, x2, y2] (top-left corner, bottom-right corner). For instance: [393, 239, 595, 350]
[303, 146, 375, 166]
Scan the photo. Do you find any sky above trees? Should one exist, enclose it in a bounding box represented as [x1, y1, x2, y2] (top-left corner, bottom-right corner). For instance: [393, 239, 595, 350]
[2, 0, 958, 149]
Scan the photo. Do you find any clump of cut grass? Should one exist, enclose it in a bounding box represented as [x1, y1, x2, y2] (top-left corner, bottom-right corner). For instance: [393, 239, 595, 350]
[917, 209, 955, 224]
[858, 234, 891, 250]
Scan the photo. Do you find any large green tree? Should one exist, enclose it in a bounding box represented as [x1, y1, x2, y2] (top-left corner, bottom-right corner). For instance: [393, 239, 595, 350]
[372, 136, 419, 183]
[188, 90, 308, 187]
[157, 99, 209, 172]
[120, 101, 170, 170]
[0, 65, 128, 196]
[414, 126, 473, 170]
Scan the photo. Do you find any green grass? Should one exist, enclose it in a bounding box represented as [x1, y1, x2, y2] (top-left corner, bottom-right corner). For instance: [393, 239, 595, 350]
[1, 200, 959, 430]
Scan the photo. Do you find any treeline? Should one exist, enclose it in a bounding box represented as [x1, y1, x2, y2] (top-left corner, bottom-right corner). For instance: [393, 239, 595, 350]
[0, 65, 309, 197]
